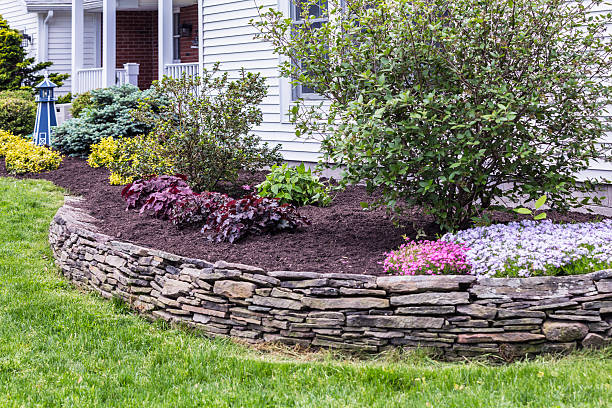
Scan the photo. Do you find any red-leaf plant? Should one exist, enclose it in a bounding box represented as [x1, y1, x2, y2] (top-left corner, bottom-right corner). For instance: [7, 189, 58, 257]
[170, 192, 231, 228]
[121, 175, 190, 210]
[203, 194, 309, 243]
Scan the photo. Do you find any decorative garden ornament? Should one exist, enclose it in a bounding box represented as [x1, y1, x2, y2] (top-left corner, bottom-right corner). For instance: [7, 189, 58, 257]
[32, 73, 58, 146]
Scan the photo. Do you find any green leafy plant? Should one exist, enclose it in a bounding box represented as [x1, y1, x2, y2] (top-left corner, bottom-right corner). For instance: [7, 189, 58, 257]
[133, 65, 282, 192]
[514, 195, 548, 221]
[70, 91, 93, 118]
[254, 0, 612, 232]
[257, 163, 331, 206]
[106, 133, 175, 185]
[0, 14, 68, 91]
[52, 85, 161, 157]
[0, 92, 35, 136]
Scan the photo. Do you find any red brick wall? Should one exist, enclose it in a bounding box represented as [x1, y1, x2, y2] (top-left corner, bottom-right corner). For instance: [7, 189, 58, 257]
[178, 5, 199, 63]
[115, 11, 158, 89]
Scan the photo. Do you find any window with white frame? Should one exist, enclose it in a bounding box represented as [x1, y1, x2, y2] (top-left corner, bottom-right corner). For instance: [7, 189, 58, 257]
[290, 0, 329, 100]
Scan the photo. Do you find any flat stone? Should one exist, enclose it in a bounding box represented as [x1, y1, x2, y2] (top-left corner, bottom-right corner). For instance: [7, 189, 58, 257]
[396, 306, 456, 315]
[268, 271, 322, 279]
[213, 280, 256, 299]
[105, 255, 126, 268]
[457, 332, 545, 343]
[252, 295, 304, 310]
[493, 318, 543, 326]
[270, 287, 302, 300]
[390, 292, 469, 306]
[456, 304, 497, 319]
[596, 279, 612, 293]
[581, 333, 607, 348]
[339, 288, 387, 296]
[376, 275, 475, 293]
[161, 279, 191, 298]
[497, 309, 546, 319]
[346, 315, 444, 329]
[214, 260, 264, 273]
[281, 279, 329, 289]
[547, 314, 601, 322]
[583, 301, 612, 310]
[302, 297, 389, 310]
[529, 301, 579, 311]
[542, 321, 589, 341]
[182, 304, 227, 318]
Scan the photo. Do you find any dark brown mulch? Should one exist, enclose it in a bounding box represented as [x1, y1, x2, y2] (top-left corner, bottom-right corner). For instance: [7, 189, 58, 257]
[1, 158, 607, 275]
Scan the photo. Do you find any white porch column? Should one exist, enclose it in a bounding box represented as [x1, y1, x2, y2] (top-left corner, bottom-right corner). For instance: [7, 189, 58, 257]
[158, 0, 174, 80]
[71, 0, 84, 94]
[102, 0, 117, 88]
[197, 0, 203, 78]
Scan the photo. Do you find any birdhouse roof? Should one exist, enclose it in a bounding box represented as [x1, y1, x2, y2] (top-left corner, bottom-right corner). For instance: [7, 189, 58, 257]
[35, 78, 57, 89]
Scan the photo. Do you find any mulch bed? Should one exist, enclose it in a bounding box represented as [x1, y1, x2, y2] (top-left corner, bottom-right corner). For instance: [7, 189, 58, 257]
[1, 158, 607, 275]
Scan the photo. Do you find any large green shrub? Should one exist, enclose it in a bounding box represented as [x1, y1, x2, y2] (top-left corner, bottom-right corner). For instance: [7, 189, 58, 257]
[134, 65, 282, 192]
[0, 90, 36, 136]
[52, 84, 159, 157]
[0, 15, 68, 91]
[255, 0, 612, 231]
[70, 91, 93, 118]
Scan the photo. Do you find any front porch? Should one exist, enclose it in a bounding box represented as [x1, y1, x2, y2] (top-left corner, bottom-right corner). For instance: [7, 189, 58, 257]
[71, 0, 202, 94]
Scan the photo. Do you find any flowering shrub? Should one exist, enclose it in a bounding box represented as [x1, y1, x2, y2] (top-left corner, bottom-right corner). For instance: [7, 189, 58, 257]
[2, 133, 62, 174]
[443, 220, 612, 277]
[382, 239, 471, 275]
[203, 195, 309, 243]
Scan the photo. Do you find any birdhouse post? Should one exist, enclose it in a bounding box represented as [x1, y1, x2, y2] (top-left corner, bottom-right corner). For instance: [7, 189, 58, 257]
[32, 75, 58, 146]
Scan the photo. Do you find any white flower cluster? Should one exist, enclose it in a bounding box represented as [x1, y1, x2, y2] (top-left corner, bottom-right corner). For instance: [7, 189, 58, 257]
[442, 219, 612, 277]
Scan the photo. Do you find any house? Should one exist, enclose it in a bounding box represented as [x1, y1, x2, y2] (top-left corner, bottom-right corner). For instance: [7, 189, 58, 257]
[1, 0, 611, 201]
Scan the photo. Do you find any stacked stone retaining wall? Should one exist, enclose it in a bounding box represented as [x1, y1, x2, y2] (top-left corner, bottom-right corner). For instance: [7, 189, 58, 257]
[49, 198, 612, 359]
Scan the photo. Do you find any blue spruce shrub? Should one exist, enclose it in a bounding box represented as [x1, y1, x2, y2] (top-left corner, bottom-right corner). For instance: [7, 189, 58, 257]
[52, 84, 161, 157]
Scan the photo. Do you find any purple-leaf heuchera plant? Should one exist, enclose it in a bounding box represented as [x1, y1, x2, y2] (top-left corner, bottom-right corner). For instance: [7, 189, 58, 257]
[381, 239, 471, 276]
[122, 176, 309, 243]
[443, 219, 612, 277]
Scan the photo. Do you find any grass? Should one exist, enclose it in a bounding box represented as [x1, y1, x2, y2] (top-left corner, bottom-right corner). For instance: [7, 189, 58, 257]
[0, 176, 611, 407]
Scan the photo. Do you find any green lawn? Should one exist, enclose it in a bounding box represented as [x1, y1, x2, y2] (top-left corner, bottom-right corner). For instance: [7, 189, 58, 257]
[0, 177, 611, 408]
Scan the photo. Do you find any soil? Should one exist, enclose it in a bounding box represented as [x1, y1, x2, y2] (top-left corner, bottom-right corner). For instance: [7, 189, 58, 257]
[1, 158, 607, 275]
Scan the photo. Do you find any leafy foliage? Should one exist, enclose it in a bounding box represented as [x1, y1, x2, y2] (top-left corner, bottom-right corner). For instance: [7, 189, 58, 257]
[133, 65, 282, 192]
[257, 163, 331, 206]
[203, 194, 308, 243]
[87, 136, 118, 168]
[0, 92, 35, 136]
[52, 85, 160, 157]
[140, 185, 194, 219]
[2, 133, 62, 174]
[121, 175, 190, 211]
[255, 0, 612, 231]
[513, 195, 548, 221]
[106, 133, 174, 185]
[70, 91, 93, 118]
[170, 192, 231, 228]
[0, 14, 68, 91]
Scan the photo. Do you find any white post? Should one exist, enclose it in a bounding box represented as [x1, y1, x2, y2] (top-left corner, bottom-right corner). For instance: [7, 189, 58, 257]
[197, 0, 203, 78]
[124, 63, 140, 87]
[71, 0, 84, 94]
[158, 0, 174, 80]
[102, 0, 117, 88]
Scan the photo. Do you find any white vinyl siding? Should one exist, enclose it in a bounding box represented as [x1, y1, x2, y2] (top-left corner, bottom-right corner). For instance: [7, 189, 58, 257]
[202, 0, 322, 163]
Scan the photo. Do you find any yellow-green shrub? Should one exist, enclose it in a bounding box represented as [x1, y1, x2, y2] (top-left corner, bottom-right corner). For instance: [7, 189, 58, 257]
[4, 138, 63, 174]
[0, 130, 23, 156]
[106, 133, 174, 185]
[87, 136, 118, 168]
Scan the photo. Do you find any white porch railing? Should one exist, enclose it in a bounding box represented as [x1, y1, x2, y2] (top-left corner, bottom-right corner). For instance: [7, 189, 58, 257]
[164, 63, 199, 80]
[75, 65, 137, 94]
[76, 68, 103, 94]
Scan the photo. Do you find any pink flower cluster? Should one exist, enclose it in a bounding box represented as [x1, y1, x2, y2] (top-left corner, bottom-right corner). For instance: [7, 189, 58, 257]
[381, 239, 472, 276]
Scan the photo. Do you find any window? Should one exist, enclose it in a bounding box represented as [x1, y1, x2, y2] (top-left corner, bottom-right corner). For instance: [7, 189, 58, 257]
[291, 0, 329, 100]
[173, 12, 180, 62]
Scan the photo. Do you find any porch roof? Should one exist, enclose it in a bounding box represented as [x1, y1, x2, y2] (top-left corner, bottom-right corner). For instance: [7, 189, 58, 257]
[25, 0, 101, 12]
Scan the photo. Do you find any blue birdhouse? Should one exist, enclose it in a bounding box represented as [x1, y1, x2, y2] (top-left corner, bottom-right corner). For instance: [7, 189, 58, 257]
[32, 75, 58, 146]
